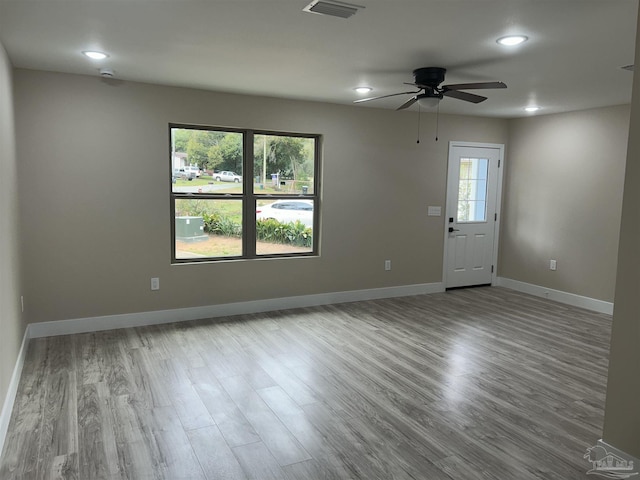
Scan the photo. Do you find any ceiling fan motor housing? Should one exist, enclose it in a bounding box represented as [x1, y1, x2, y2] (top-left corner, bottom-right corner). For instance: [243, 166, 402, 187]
[413, 67, 446, 89]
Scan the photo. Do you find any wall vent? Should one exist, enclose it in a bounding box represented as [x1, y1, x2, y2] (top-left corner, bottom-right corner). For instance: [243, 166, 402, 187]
[303, 0, 364, 19]
[621, 64, 635, 72]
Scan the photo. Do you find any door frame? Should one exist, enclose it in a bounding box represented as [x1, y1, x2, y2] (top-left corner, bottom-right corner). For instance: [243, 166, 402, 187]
[442, 141, 505, 289]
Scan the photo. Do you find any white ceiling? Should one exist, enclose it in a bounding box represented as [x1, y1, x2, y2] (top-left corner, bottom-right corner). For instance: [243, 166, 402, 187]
[0, 0, 637, 118]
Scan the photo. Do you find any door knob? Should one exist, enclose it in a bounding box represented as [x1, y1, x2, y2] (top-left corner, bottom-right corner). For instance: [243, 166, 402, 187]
[448, 227, 460, 233]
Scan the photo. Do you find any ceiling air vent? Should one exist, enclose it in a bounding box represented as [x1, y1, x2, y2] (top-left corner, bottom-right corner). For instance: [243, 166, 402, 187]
[621, 64, 635, 72]
[303, 0, 364, 19]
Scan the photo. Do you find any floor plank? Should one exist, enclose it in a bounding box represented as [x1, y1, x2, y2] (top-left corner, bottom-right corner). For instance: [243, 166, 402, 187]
[187, 425, 248, 480]
[77, 382, 119, 479]
[219, 375, 311, 466]
[189, 366, 261, 448]
[232, 442, 288, 480]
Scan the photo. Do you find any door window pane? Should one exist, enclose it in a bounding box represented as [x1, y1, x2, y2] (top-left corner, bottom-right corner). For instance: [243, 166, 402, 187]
[457, 157, 488, 223]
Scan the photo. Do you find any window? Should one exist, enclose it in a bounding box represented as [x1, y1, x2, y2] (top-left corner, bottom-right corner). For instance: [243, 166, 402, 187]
[457, 157, 488, 223]
[170, 125, 320, 262]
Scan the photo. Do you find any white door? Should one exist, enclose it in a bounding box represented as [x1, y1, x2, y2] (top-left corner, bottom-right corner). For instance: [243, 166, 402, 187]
[444, 143, 503, 288]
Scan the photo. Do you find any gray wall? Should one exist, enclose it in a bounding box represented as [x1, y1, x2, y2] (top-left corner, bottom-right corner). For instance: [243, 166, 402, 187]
[14, 69, 509, 325]
[0, 43, 24, 412]
[602, 7, 640, 459]
[500, 105, 630, 302]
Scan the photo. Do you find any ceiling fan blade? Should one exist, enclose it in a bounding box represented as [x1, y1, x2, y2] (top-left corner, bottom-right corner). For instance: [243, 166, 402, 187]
[353, 90, 421, 104]
[443, 81, 507, 91]
[443, 90, 487, 104]
[396, 96, 418, 110]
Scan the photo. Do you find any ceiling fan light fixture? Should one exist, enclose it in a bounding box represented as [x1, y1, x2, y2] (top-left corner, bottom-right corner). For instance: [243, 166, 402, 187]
[303, 0, 364, 19]
[496, 35, 528, 46]
[417, 96, 441, 109]
[354, 86, 372, 94]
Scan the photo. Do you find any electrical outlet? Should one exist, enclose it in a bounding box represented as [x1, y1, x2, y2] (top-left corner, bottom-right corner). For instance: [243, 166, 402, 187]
[151, 277, 160, 291]
[550, 259, 557, 271]
[385, 260, 391, 271]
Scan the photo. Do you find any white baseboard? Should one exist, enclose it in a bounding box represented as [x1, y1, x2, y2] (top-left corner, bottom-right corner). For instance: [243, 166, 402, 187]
[28, 282, 445, 338]
[495, 277, 613, 315]
[0, 326, 30, 458]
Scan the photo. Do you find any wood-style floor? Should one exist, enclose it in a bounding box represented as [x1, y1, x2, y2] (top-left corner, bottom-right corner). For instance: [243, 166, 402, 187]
[0, 287, 611, 479]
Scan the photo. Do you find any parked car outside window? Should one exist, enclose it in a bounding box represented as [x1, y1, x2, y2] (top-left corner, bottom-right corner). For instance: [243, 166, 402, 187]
[173, 168, 195, 181]
[256, 200, 314, 227]
[184, 165, 201, 177]
[214, 171, 242, 183]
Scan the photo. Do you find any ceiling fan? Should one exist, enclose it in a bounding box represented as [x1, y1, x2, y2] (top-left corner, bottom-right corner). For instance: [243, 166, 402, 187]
[354, 67, 507, 110]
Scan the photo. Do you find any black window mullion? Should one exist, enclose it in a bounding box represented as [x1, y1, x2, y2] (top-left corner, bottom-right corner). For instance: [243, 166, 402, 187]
[243, 131, 256, 258]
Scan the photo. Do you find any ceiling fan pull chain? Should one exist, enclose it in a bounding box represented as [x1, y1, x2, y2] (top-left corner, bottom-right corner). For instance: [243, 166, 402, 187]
[417, 103, 421, 144]
[435, 102, 440, 142]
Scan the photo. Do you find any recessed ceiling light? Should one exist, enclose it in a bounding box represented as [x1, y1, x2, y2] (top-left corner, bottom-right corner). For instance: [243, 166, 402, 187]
[524, 106, 540, 112]
[82, 51, 109, 60]
[497, 35, 528, 46]
[354, 87, 372, 94]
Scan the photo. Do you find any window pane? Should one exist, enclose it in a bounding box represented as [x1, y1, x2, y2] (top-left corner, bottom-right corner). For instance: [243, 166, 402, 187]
[175, 199, 242, 259]
[255, 199, 313, 255]
[253, 134, 315, 195]
[171, 128, 243, 194]
[457, 157, 488, 223]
